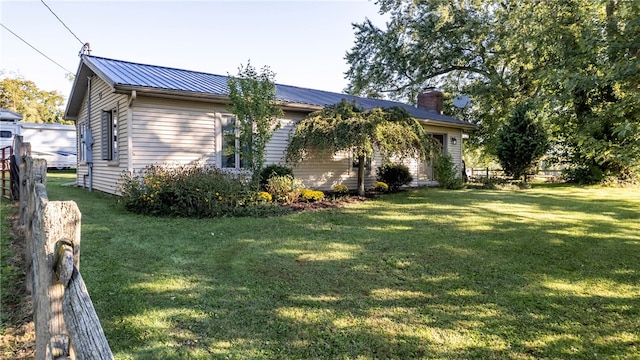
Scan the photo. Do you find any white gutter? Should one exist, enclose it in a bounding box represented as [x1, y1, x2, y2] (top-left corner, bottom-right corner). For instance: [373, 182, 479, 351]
[127, 91, 136, 174]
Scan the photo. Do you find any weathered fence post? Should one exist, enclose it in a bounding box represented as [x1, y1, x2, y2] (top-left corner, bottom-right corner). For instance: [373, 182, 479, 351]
[24, 156, 46, 295]
[17, 137, 32, 226]
[32, 182, 81, 359]
[20, 150, 113, 359]
[55, 241, 114, 360]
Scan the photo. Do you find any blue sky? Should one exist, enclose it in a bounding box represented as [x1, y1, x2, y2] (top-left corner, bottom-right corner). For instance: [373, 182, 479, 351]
[0, 0, 387, 107]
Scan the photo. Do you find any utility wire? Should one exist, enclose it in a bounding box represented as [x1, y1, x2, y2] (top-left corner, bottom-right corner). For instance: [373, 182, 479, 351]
[0, 23, 74, 74]
[40, 0, 84, 46]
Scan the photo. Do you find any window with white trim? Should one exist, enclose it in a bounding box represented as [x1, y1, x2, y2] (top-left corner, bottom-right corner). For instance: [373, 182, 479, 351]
[221, 116, 248, 169]
[101, 110, 117, 161]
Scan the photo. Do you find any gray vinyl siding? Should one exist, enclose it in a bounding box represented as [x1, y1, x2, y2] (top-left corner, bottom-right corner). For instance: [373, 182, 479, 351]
[264, 111, 305, 165]
[130, 97, 220, 171]
[75, 76, 129, 194]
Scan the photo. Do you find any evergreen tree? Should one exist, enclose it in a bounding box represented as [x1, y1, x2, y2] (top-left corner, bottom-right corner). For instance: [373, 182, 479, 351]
[496, 102, 548, 182]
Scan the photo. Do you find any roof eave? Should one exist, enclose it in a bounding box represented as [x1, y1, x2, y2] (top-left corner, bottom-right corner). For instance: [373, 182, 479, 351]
[113, 85, 328, 113]
[113, 85, 229, 103]
[63, 60, 91, 120]
[418, 118, 477, 130]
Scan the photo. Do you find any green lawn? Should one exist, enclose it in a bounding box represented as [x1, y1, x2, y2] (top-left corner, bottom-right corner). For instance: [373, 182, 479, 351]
[40, 173, 640, 359]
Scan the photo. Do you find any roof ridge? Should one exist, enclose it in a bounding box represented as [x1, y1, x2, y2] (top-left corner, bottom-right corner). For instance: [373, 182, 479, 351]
[84, 55, 228, 79]
[86, 55, 356, 97]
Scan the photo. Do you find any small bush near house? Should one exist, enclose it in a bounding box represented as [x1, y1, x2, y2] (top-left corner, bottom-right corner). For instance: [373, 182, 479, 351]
[266, 175, 304, 204]
[372, 181, 389, 192]
[433, 154, 464, 190]
[259, 164, 294, 189]
[332, 184, 349, 197]
[376, 163, 412, 192]
[300, 189, 325, 202]
[118, 163, 288, 217]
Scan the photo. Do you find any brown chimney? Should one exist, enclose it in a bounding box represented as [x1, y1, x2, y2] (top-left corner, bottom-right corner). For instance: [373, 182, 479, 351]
[417, 91, 444, 114]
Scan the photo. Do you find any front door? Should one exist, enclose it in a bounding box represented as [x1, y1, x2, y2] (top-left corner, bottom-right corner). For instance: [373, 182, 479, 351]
[418, 134, 445, 183]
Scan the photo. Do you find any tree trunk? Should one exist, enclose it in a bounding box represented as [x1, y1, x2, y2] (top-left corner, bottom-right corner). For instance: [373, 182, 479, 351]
[357, 155, 365, 196]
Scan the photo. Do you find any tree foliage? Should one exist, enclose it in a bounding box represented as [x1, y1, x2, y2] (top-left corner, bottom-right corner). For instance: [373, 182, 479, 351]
[0, 74, 67, 124]
[432, 153, 464, 190]
[285, 100, 433, 195]
[345, 0, 640, 180]
[227, 61, 284, 182]
[496, 101, 549, 181]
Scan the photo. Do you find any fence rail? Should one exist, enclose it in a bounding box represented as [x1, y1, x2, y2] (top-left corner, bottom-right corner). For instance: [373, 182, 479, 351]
[16, 137, 113, 360]
[469, 167, 563, 180]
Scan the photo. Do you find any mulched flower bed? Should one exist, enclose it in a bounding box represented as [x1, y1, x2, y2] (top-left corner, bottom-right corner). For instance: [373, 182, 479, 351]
[284, 195, 371, 212]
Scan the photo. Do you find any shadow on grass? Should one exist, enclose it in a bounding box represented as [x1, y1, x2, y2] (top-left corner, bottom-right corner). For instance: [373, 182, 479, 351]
[46, 180, 640, 359]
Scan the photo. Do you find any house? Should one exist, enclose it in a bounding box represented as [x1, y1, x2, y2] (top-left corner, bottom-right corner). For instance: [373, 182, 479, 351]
[64, 55, 476, 195]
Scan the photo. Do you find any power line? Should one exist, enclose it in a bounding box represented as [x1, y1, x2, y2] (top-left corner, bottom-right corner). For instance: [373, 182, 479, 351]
[0, 23, 74, 74]
[40, 0, 84, 46]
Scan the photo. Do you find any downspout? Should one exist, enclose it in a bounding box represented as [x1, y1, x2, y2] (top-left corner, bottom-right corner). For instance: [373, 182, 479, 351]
[87, 75, 94, 192]
[127, 91, 136, 175]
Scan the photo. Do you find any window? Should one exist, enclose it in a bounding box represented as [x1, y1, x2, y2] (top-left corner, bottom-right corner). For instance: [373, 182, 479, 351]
[221, 116, 248, 169]
[0, 130, 12, 138]
[352, 155, 372, 172]
[101, 110, 117, 161]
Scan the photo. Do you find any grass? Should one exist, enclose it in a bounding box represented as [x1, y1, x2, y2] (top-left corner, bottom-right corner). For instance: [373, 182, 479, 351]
[19, 173, 640, 358]
[0, 195, 19, 328]
[1, 186, 34, 360]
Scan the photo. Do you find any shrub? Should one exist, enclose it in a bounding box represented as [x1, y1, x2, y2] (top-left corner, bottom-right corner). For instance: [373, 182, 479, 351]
[433, 154, 464, 190]
[255, 191, 272, 202]
[376, 163, 412, 192]
[333, 184, 349, 194]
[118, 163, 286, 217]
[259, 164, 294, 189]
[496, 101, 548, 181]
[331, 184, 349, 200]
[300, 189, 325, 202]
[372, 181, 389, 192]
[563, 165, 604, 185]
[266, 175, 304, 203]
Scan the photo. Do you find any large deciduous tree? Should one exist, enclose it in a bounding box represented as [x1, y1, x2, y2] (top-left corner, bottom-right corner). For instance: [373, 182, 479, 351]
[345, 0, 640, 182]
[0, 75, 67, 124]
[285, 100, 433, 195]
[227, 61, 284, 183]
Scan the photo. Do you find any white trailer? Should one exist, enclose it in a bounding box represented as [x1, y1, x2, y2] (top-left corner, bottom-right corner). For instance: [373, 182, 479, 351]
[0, 117, 77, 169]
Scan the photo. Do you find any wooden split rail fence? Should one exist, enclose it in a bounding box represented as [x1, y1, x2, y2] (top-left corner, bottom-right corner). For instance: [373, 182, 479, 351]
[15, 135, 114, 360]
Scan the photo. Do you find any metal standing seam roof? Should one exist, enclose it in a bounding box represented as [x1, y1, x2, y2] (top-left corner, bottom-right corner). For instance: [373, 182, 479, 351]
[67, 55, 475, 128]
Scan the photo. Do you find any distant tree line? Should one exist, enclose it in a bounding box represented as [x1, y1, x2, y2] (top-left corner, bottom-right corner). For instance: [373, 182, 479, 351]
[0, 73, 68, 124]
